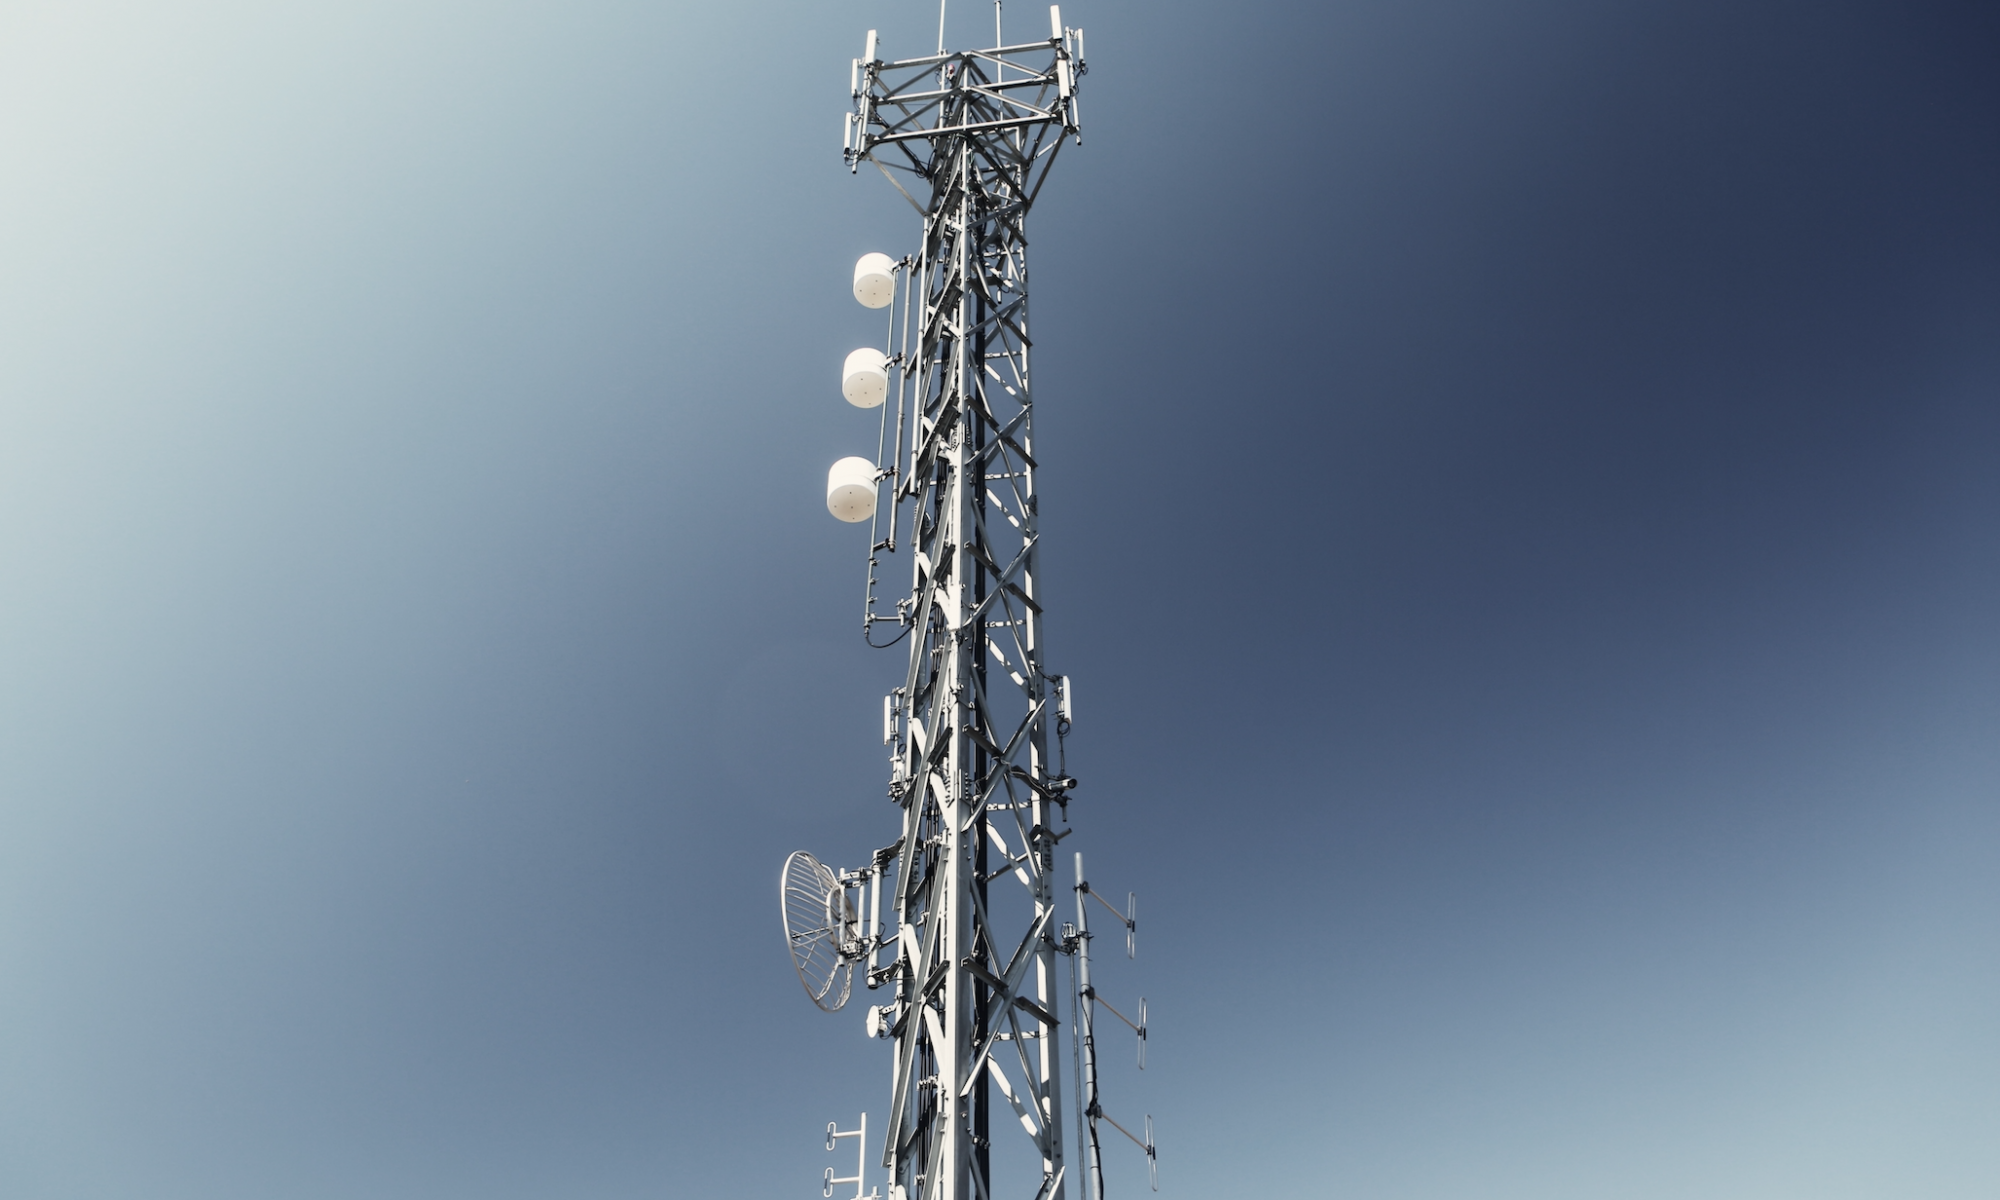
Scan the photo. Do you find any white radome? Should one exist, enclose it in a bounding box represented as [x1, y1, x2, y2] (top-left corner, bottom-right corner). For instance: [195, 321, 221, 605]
[826, 456, 878, 523]
[842, 347, 890, 408]
[852, 253, 897, 309]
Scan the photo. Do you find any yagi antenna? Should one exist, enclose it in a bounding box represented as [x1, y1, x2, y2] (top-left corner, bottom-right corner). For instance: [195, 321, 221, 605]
[1073, 852, 1156, 1191]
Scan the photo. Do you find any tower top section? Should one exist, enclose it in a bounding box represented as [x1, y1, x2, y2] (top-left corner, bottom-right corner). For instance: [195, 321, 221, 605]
[843, 8, 1085, 198]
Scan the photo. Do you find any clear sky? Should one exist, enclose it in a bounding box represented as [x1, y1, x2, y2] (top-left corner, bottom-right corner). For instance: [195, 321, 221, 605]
[1, 2, 1994, 1197]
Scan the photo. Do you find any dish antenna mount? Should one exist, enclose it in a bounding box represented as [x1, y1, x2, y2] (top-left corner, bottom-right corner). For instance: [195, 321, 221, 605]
[781, 850, 864, 1012]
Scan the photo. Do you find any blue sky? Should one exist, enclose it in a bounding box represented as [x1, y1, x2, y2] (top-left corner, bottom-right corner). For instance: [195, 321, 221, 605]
[1, 1, 1995, 1197]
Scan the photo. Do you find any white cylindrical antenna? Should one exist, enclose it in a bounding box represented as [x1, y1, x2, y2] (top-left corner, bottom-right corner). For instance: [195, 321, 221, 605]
[1058, 674, 1073, 724]
[882, 694, 894, 745]
[853, 253, 897, 309]
[827, 457, 878, 523]
[1049, 5, 1062, 40]
[864, 29, 877, 63]
[842, 347, 890, 408]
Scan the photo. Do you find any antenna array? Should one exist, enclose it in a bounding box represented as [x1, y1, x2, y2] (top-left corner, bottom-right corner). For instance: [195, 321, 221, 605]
[783, 10, 1151, 1200]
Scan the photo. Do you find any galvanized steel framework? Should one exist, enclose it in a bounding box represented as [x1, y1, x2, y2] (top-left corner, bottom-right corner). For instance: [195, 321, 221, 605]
[830, 11, 1132, 1200]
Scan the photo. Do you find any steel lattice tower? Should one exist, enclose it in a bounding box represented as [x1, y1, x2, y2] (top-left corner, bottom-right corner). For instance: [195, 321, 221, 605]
[858, 16, 1080, 1200]
[783, 12, 1148, 1200]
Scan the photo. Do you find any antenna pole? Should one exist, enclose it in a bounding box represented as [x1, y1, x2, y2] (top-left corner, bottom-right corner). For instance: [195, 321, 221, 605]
[1074, 853, 1104, 1200]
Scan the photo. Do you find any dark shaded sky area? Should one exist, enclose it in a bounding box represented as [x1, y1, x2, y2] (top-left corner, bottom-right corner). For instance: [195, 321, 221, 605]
[1, 2, 1994, 1197]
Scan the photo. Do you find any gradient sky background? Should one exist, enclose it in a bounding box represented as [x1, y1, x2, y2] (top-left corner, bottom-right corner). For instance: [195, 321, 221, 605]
[2, 1, 1996, 1197]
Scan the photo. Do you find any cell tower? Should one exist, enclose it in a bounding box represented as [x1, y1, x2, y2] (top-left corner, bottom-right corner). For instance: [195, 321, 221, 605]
[780, 7, 1153, 1200]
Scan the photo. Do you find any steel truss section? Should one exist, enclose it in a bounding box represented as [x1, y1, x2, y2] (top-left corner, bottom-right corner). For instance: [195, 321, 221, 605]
[847, 14, 1086, 1200]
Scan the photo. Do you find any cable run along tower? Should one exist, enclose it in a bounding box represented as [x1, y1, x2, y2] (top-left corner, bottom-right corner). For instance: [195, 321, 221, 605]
[781, 9, 1153, 1200]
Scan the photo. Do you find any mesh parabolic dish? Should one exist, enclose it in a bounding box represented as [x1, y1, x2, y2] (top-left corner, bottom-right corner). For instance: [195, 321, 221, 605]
[781, 850, 857, 1012]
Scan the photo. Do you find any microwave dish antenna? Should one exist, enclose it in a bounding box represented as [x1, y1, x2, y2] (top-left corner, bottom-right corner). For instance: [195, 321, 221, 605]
[782, 850, 861, 1012]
